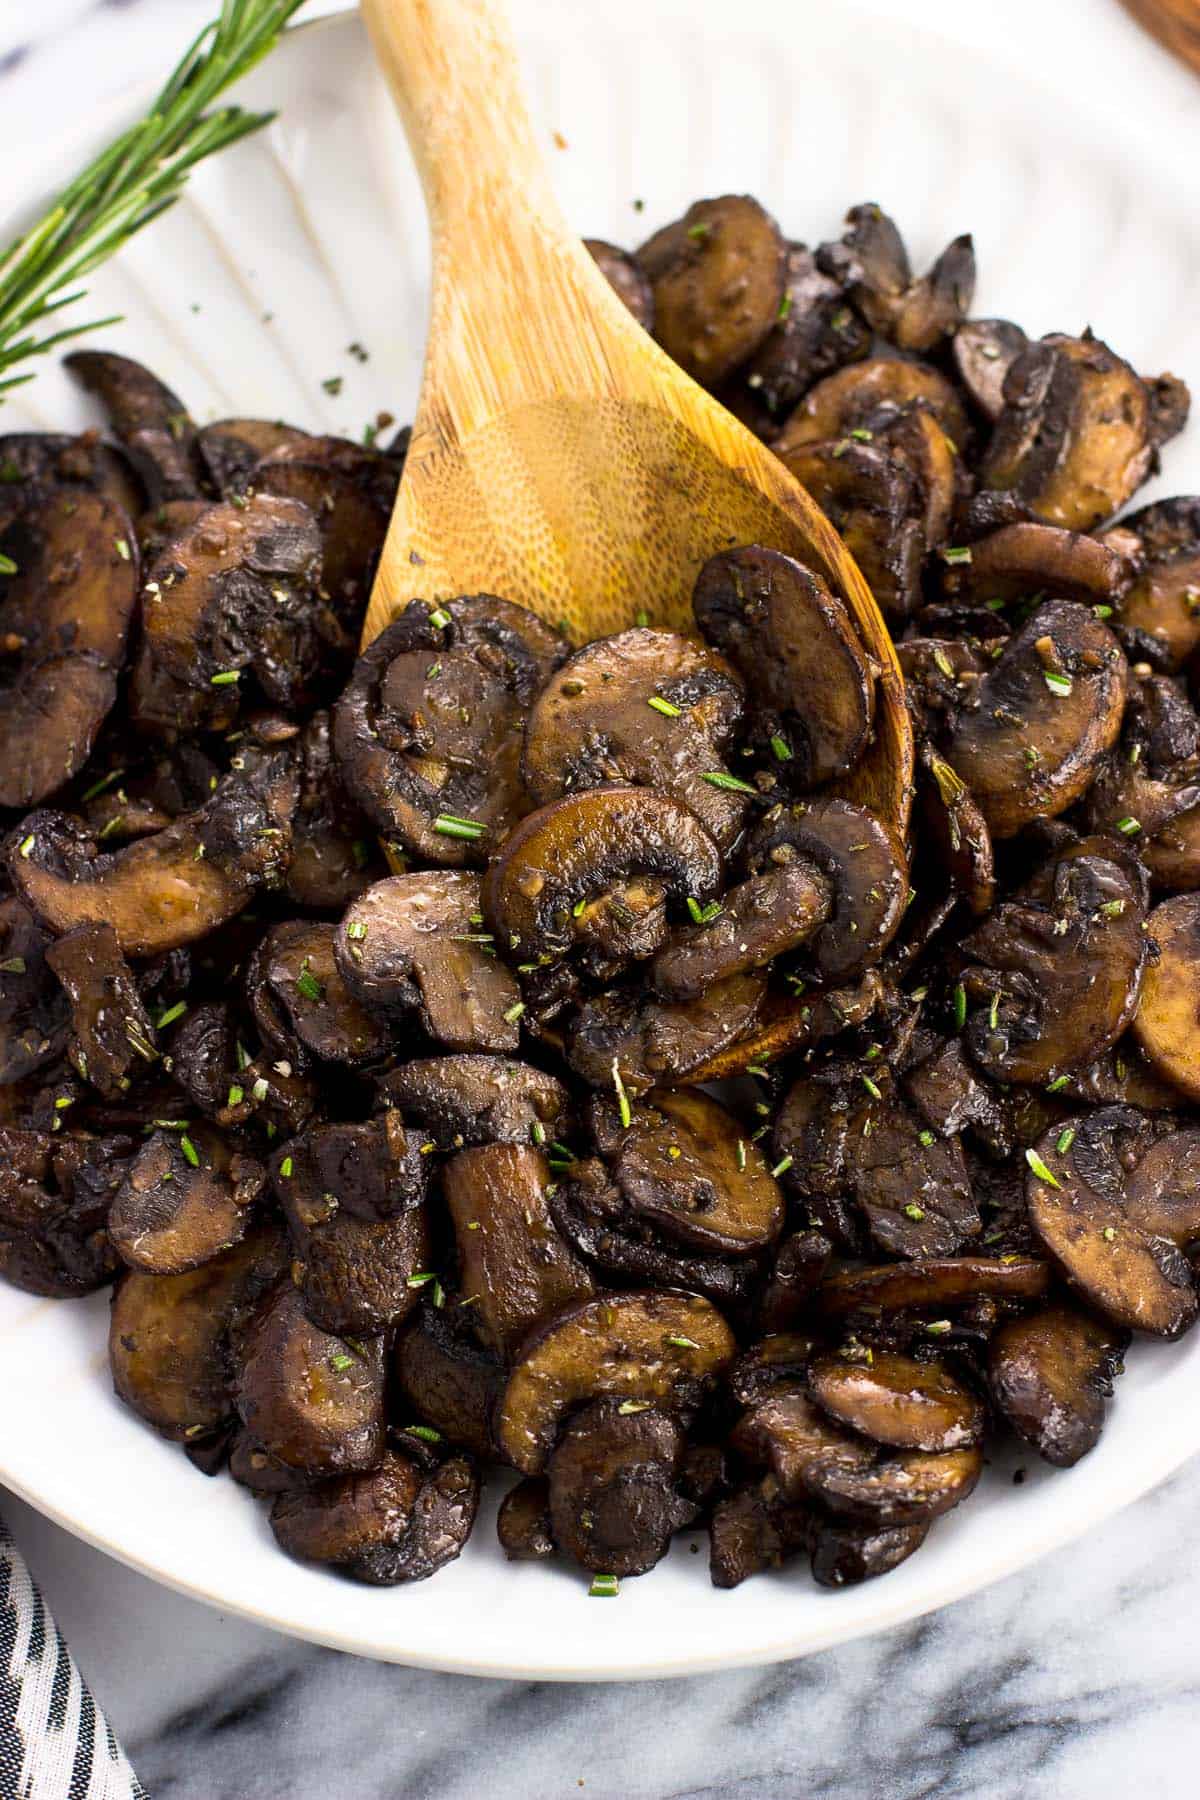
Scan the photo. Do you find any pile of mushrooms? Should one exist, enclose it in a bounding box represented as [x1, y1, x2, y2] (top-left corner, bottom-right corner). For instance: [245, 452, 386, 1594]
[2, 189, 1199, 1599]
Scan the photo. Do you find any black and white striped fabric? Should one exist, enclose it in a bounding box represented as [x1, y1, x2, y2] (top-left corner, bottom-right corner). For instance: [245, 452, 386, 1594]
[0, 1518, 146, 1800]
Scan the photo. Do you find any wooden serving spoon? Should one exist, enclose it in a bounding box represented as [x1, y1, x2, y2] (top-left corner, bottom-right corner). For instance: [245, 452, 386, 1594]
[360, 0, 912, 835]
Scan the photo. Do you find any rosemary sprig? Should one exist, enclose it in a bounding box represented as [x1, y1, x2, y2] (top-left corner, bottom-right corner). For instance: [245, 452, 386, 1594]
[0, 0, 307, 400]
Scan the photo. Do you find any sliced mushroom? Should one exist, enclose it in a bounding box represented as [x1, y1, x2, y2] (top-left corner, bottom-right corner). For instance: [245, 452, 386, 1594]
[744, 797, 908, 986]
[379, 1054, 571, 1149]
[841, 1088, 980, 1259]
[483, 786, 722, 967]
[252, 451, 394, 642]
[1084, 677, 1200, 890]
[817, 206, 974, 352]
[815, 1255, 1050, 1321]
[944, 599, 1128, 838]
[637, 195, 786, 386]
[66, 351, 200, 503]
[952, 319, 1030, 422]
[196, 418, 311, 496]
[0, 1126, 129, 1297]
[1024, 1108, 1198, 1338]
[1134, 894, 1200, 1098]
[692, 546, 875, 785]
[44, 922, 156, 1096]
[810, 1516, 929, 1587]
[808, 1349, 984, 1451]
[727, 1334, 816, 1407]
[336, 871, 522, 1052]
[522, 628, 746, 847]
[249, 920, 392, 1069]
[273, 1119, 430, 1337]
[651, 863, 832, 1000]
[594, 1087, 785, 1256]
[731, 1389, 873, 1501]
[0, 491, 139, 805]
[546, 1398, 696, 1576]
[988, 1304, 1127, 1467]
[0, 430, 143, 524]
[443, 1144, 595, 1358]
[979, 333, 1154, 531]
[0, 899, 69, 1084]
[497, 1476, 555, 1560]
[708, 1476, 812, 1587]
[109, 1219, 288, 1439]
[566, 970, 766, 1094]
[140, 494, 325, 715]
[497, 1289, 736, 1474]
[585, 239, 655, 330]
[939, 521, 1128, 614]
[394, 1304, 504, 1460]
[10, 749, 297, 956]
[284, 710, 379, 912]
[917, 748, 995, 917]
[775, 356, 969, 459]
[270, 1446, 478, 1584]
[774, 437, 925, 620]
[1109, 497, 1200, 670]
[959, 851, 1146, 1085]
[234, 1278, 387, 1474]
[805, 1443, 983, 1526]
[332, 595, 565, 864]
[756, 1232, 833, 1334]
[108, 1125, 265, 1275]
[739, 242, 870, 418]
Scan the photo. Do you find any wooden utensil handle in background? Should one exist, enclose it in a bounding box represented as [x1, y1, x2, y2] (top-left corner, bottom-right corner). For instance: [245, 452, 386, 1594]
[360, 0, 563, 243]
[1119, 0, 1200, 75]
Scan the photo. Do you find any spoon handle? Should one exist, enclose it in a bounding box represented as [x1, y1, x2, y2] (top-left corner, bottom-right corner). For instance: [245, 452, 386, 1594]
[361, 0, 565, 244]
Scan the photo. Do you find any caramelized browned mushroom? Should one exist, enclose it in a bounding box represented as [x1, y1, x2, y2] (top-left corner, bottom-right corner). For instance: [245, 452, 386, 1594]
[585, 239, 655, 330]
[940, 521, 1129, 617]
[651, 863, 831, 1000]
[988, 1304, 1127, 1466]
[917, 748, 995, 917]
[394, 1304, 503, 1460]
[0, 430, 142, 525]
[0, 1126, 129, 1296]
[443, 1143, 595, 1358]
[1024, 1109, 1199, 1338]
[379, 1054, 571, 1148]
[109, 1220, 288, 1439]
[498, 1289, 736, 1474]
[196, 418, 311, 496]
[817, 205, 974, 352]
[284, 710, 379, 912]
[805, 1443, 983, 1527]
[775, 356, 969, 459]
[814, 1255, 1050, 1321]
[273, 1118, 430, 1337]
[952, 319, 1029, 421]
[738, 242, 870, 418]
[1109, 497, 1200, 670]
[637, 195, 786, 386]
[808, 1348, 984, 1451]
[566, 970, 767, 1094]
[980, 333, 1154, 531]
[252, 444, 396, 640]
[731, 1388, 872, 1500]
[67, 351, 200, 503]
[483, 786, 722, 968]
[44, 922, 156, 1096]
[744, 797, 908, 986]
[336, 872, 522, 1053]
[1134, 893, 1200, 1097]
[332, 596, 565, 864]
[108, 1125, 265, 1274]
[708, 1476, 812, 1588]
[810, 1516, 929, 1587]
[593, 1087, 785, 1256]
[1084, 675, 1200, 889]
[959, 850, 1146, 1085]
[249, 920, 392, 1069]
[10, 749, 297, 956]
[234, 1278, 386, 1473]
[497, 1476, 555, 1560]
[944, 600, 1128, 837]
[0, 491, 139, 805]
[692, 546, 875, 784]
[522, 629, 747, 847]
[271, 1445, 478, 1584]
[0, 899, 69, 1084]
[547, 1398, 696, 1575]
[773, 437, 925, 620]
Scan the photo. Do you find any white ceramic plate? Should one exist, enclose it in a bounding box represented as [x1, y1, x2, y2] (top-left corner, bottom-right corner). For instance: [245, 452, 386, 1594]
[2, 0, 1200, 1680]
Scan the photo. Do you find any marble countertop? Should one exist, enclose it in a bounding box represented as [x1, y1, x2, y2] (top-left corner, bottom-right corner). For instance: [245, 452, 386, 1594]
[3, 3, 1200, 1797]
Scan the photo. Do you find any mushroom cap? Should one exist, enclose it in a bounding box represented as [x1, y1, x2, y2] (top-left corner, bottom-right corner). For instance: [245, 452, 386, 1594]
[637, 194, 787, 386]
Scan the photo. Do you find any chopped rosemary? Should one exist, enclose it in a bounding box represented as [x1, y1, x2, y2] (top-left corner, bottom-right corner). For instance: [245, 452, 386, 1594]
[1025, 1148, 1061, 1189]
[647, 695, 681, 717]
[701, 770, 758, 795]
[612, 1058, 632, 1129]
[179, 1135, 200, 1168]
[433, 812, 485, 840]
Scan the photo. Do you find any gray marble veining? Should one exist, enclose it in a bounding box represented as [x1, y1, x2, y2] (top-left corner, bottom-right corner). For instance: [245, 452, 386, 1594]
[3, 2, 1200, 1797]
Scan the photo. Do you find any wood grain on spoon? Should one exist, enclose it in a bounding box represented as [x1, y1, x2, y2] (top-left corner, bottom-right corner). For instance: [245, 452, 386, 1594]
[1118, 0, 1200, 76]
[359, 0, 912, 834]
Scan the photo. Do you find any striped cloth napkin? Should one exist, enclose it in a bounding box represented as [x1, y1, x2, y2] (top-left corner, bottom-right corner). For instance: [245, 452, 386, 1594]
[1, 1518, 146, 1800]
